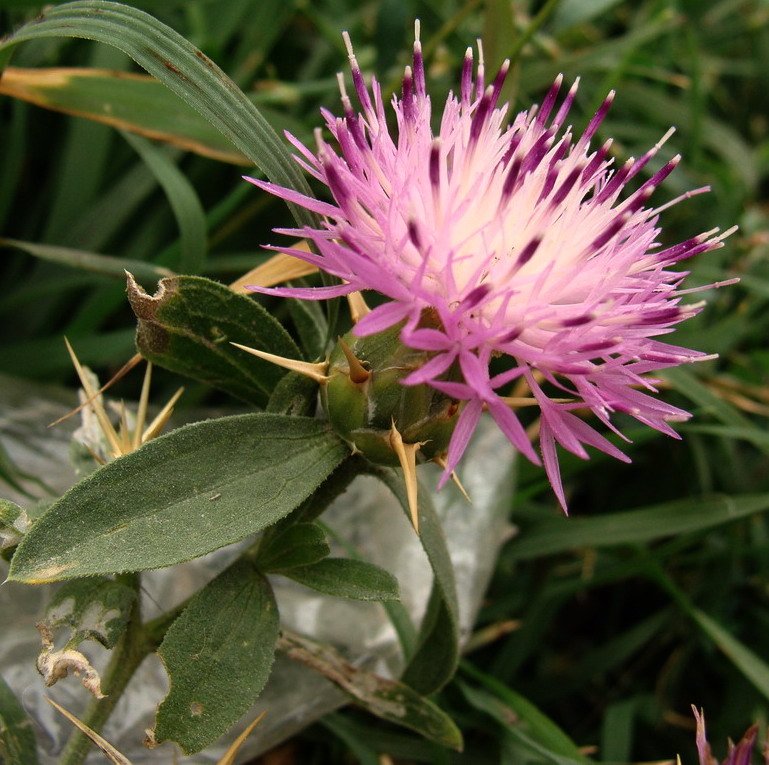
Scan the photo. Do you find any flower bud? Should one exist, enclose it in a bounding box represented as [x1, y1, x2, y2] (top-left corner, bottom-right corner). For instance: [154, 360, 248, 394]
[322, 325, 460, 466]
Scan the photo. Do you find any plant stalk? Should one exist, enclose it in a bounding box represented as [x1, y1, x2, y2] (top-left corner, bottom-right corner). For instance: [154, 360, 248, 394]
[58, 574, 150, 765]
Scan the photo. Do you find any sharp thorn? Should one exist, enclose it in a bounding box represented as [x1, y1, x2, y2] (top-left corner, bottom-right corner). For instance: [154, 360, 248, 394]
[337, 336, 371, 383]
[231, 343, 329, 383]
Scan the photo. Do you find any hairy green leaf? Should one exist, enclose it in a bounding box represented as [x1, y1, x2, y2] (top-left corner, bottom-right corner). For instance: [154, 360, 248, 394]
[154, 561, 278, 754]
[283, 558, 400, 601]
[42, 577, 135, 649]
[265, 371, 319, 417]
[8, 414, 348, 582]
[255, 522, 330, 572]
[127, 273, 301, 406]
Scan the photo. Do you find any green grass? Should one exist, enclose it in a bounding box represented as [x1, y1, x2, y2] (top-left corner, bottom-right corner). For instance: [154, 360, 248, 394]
[1, 0, 768, 762]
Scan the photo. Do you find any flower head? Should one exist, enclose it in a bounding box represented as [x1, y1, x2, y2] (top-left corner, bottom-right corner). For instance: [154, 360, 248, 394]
[247, 26, 734, 509]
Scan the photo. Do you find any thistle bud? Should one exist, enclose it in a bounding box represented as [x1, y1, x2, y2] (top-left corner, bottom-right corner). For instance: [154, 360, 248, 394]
[322, 324, 460, 466]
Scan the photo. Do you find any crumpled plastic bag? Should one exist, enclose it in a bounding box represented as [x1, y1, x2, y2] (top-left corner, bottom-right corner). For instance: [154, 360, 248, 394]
[0, 373, 516, 763]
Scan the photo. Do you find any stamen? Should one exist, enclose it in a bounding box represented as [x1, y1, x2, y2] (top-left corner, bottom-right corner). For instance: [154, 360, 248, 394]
[490, 59, 510, 106]
[407, 219, 422, 249]
[553, 77, 579, 127]
[581, 90, 615, 146]
[461, 47, 473, 105]
[581, 138, 613, 185]
[413, 28, 426, 97]
[535, 73, 563, 127]
[470, 85, 495, 144]
[402, 65, 414, 120]
[550, 163, 584, 207]
[516, 235, 542, 267]
[475, 39, 485, 99]
[342, 30, 374, 116]
[429, 138, 441, 188]
[588, 212, 631, 252]
[593, 156, 634, 204]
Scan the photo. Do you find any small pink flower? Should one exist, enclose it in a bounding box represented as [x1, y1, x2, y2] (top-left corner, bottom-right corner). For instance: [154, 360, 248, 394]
[247, 28, 734, 509]
[693, 707, 765, 765]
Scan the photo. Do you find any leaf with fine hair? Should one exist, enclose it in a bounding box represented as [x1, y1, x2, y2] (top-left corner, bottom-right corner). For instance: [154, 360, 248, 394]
[153, 561, 278, 754]
[282, 558, 400, 601]
[127, 273, 302, 407]
[255, 522, 330, 572]
[8, 414, 349, 582]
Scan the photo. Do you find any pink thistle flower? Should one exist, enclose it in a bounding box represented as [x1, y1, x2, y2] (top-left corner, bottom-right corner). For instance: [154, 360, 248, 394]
[246, 27, 735, 510]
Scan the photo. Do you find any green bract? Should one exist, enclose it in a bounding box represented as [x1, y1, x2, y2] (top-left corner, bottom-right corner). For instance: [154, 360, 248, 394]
[322, 325, 460, 466]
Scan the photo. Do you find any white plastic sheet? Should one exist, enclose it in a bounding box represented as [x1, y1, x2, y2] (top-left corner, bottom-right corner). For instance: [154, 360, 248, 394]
[0, 373, 516, 763]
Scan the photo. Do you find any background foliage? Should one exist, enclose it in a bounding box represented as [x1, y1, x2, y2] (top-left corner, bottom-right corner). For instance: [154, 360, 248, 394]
[1, 0, 768, 762]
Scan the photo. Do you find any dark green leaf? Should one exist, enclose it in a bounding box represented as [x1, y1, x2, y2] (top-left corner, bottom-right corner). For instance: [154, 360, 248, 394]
[127, 273, 301, 406]
[459, 681, 585, 765]
[283, 558, 400, 601]
[42, 577, 135, 649]
[0, 674, 39, 765]
[371, 468, 460, 694]
[508, 493, 769, 561]
[401, 583, 458, 693]
[280, 631, 463, 750]
[120, 131, 207, 274]
[0, 0, 319, 230]
[255, 522, 330, 572]
[0, 237, 174, 283]
[651, 565, 769, 705]
[154, 561, 279, 754]
[8, 414, 348, 582]
[460, 663, 588, 763]
[0, 66, 249, 164]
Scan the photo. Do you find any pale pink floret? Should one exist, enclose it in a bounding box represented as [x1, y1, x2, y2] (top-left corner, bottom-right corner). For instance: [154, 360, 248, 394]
[246, 30, 734, 510]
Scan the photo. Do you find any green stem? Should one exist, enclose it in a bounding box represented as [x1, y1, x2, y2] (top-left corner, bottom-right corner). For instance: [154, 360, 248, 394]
[58, 574, 150, 765]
